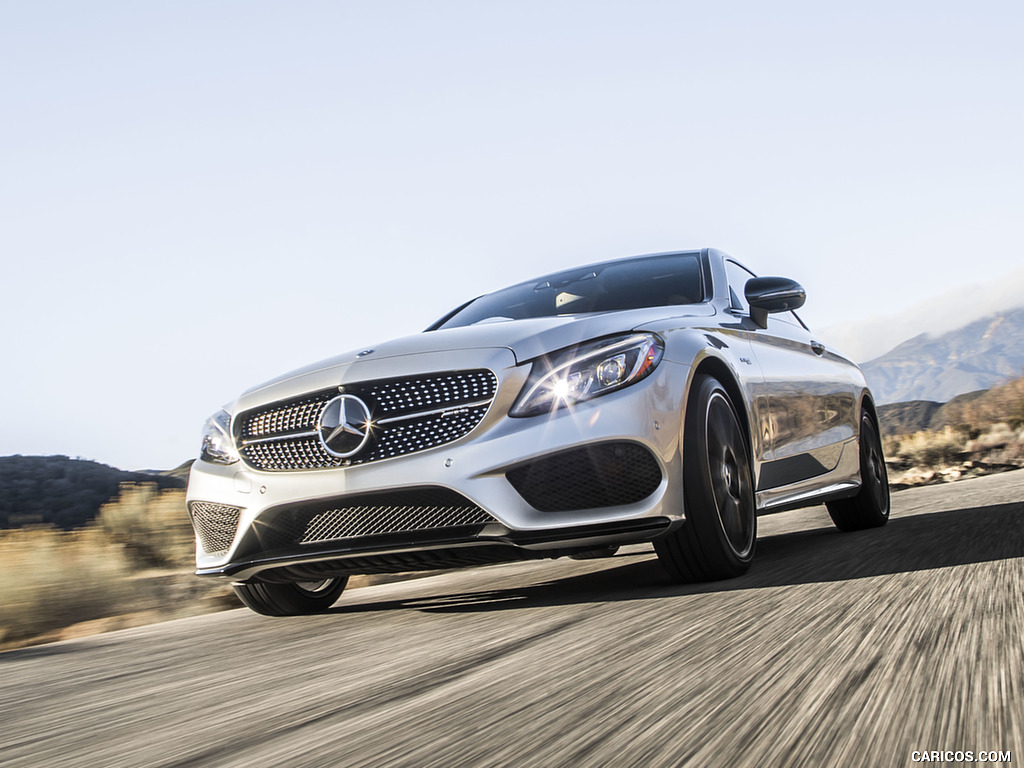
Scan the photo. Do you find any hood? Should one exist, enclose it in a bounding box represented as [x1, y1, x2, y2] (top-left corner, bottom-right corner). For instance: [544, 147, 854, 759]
[240, 304, 714, 402]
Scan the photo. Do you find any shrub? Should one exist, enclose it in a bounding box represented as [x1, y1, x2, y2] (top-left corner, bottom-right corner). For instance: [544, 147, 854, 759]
[0, 484, 206, 648]
[0, 527, 136, 644]
[97, 484, 194, 570]
[892, 427, 964, 468]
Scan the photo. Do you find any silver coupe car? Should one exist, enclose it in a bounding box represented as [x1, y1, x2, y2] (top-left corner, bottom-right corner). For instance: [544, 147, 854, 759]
[187, 249, 889, 616]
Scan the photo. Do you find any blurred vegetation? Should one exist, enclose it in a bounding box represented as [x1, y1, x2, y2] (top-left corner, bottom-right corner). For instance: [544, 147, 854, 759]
[96, 483, 195, 569]
[0, 483, 232, 650]
[0, 455, 185, 530]
[885, 427, 967, 469]
[882, 374, 1024, 475]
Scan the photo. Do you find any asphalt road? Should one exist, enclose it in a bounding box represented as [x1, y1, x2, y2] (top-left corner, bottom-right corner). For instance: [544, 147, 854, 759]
[2, 472, 1022, 768]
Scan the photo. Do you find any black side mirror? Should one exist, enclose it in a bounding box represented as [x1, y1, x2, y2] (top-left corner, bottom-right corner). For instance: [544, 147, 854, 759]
[745, 276, 806, 328]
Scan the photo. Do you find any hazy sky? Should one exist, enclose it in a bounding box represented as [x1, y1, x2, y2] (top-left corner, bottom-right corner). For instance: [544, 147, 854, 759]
[3, 1, 1023, 470]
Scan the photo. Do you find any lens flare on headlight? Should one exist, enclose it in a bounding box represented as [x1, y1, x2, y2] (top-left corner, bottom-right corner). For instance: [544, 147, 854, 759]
[511, 333, 664, 417]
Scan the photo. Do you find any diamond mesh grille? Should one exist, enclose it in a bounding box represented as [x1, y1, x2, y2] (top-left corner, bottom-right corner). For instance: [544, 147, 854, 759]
[243, 394, 333, 439]
[249, 488, 497, 550]
[369, 408, 488, 461]
[301, 502, 495, 543]
[506, 442, 663, 512]
[366, 374, 495, 416]
[237, 370, 497, 472]
[244, 436, 341, 471]
[189, 501, 242, 554]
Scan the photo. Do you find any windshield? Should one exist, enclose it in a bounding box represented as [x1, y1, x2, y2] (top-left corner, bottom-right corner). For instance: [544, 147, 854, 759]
[433, 252, 705, 330]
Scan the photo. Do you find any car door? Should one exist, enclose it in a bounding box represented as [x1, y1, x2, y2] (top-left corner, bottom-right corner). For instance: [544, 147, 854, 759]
[724, 260, 860, 493]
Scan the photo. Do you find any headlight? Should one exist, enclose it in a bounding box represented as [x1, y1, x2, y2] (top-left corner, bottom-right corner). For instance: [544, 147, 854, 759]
[200, 409, 239, 465]
[510, 333, 664, 417]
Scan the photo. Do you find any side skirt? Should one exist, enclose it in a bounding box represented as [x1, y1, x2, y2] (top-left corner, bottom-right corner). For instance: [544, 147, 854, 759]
[754, 437, 862, 514]
[755, 480, 860, 515]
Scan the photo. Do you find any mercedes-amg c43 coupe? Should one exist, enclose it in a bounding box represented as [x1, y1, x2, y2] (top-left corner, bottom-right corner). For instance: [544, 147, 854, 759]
[187, 248, 889, 615]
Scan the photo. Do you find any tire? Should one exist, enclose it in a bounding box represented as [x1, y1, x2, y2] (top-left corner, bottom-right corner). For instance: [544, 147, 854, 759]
[655, 374, 756, 582]
[232, 577, 348, 616]
[569, 545, 620, 560]
[826, 412, 890, 531]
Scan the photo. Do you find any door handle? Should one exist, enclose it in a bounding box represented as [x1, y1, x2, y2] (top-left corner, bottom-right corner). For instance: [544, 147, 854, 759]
[810, 341, 826, 356]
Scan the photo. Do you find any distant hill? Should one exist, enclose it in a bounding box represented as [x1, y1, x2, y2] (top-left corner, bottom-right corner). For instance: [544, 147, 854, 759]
[877, 391, 986, 437]
[0, 455, 186, 530]
[877, 374, 1024, 437]
[861, 308, 1024, 404]
[137, 459, 194, 484]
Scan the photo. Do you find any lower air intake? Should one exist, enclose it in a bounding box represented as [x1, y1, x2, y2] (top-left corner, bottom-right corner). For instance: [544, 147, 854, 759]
[253, 487, 498, 550]
[189, 502, 242, 555]
[506, 442, 662, 512]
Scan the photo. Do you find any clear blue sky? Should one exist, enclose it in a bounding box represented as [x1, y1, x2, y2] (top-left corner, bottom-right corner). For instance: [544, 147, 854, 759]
[3, 1, 1023, 470]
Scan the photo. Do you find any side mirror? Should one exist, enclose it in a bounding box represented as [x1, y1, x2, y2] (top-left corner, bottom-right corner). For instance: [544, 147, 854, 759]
[745, 276, 806, 328]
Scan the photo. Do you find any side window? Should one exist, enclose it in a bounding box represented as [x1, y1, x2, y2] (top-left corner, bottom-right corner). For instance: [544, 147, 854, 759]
[725, 260, 757, 313]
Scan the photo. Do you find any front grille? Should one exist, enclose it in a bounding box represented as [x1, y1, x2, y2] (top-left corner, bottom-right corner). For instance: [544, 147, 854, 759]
[189, 502, 242, 554]
[245, 395, 329, 438]
[506, 442, 663, 512]
[237, 370, 497, 472]
[247, 487, 498, 551]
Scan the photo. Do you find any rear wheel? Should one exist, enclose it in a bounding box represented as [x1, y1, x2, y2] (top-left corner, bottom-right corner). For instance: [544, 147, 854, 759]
[656, 374, 756, 582]
[232, 577, 348, 616]
[826, 412, 890, 531]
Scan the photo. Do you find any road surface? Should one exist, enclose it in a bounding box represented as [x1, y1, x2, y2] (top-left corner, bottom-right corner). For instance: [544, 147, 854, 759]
[2, 471, 1022, 767]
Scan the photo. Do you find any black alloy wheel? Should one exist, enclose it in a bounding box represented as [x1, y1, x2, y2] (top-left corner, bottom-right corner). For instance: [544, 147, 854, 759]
[656, 374, 756, 582]
[826, 412, 890, 531]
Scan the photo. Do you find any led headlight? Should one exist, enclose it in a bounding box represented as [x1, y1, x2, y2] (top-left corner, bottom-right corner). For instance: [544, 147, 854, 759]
[200, 409, 240, 465]
[510, 333, 664, 417]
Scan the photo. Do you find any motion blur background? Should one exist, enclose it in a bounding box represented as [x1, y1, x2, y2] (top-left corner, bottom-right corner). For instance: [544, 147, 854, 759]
[3, 1, 1023, 470]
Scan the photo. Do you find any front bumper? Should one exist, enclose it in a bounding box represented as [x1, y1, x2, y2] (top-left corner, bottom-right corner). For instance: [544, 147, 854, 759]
[186, 350, 690, 582]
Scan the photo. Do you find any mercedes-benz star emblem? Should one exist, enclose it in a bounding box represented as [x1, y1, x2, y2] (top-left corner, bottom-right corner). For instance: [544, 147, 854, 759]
[316, 395, 373, 458]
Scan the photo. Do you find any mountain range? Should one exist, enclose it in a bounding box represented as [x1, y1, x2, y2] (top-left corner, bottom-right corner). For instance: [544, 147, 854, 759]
[859, 307, 1024, 405]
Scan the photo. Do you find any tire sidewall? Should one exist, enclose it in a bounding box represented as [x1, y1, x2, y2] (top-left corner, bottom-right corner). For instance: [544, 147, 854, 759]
[860, 413, 891, 523]
[683, 375, 756, 568]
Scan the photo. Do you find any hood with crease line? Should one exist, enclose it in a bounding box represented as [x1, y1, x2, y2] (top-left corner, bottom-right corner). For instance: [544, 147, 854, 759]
[240, 304, 714, 404]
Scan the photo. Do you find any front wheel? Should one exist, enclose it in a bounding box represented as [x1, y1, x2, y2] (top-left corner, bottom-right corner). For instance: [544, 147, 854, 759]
[656, 374, 756, 583]
[232, 577, 348, 616]
[826, 412, 890, 531]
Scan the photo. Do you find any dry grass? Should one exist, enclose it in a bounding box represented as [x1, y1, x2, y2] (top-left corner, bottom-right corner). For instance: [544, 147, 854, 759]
[0, 526, 135, 645]
[887, 423, 1024, 469]
[0, 484, 234, 650]
[882, 372, 1024, 482]
[885, 421, 1024, 491]
[96, 483, 195, 569]
[885, 426, 966, 469]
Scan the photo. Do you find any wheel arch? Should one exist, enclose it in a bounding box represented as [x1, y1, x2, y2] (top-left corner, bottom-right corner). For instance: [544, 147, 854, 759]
[656, 350, 759, 581]
[858, 391, 887, 469]
[688, 355, 754, 464]
[860, 390, 882, 435]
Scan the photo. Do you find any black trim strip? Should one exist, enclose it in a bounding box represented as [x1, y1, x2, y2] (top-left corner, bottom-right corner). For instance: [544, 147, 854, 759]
[505, 518, 671, 545]
[197, 517, 673, 578]
[757, 454, 828, 491]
